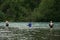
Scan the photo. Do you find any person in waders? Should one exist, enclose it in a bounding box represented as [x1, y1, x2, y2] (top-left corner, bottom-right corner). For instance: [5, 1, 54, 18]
[6, 20, 9, 27]
[5, 20, 9, 30]
[28, 22, 32, 27]
[49, 21, 54, 32]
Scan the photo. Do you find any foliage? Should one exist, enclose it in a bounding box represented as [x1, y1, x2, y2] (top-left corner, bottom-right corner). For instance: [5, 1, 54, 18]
[0, 0, 60, 22]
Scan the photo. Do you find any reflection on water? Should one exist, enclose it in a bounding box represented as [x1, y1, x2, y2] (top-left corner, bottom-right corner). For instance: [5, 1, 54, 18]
[0, 27, 60, 40]
[13, 28, 60, 40]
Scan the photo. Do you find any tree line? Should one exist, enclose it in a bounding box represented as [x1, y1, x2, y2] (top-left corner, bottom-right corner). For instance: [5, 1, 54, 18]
[0, 0, 60, 22]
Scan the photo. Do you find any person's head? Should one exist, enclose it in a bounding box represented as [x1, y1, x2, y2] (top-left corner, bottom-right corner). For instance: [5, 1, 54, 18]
[50, 21, 52, 23]
[6, 20, 9, 23]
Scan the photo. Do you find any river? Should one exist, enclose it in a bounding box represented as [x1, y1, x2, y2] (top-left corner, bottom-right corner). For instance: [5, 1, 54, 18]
[0, 22, 60, 29]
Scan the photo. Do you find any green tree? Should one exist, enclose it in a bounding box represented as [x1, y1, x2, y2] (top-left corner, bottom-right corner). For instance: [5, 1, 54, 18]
[0, 11, 5, 21]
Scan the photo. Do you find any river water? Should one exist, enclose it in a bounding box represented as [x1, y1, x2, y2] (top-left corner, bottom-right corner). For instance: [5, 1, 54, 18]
[0, 22, 60, 29]
[0, 22, 60, 40]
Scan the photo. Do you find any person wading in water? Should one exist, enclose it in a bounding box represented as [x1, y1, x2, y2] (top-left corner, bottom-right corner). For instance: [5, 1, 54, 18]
[6, 20, 9, 27]
[49, 21, 54, 40]
[49, 21, 54, 32]
[5, 20, 9, 30]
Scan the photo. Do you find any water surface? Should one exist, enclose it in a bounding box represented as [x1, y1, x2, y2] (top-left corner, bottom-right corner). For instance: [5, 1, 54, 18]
[0, 22, 60, 29]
